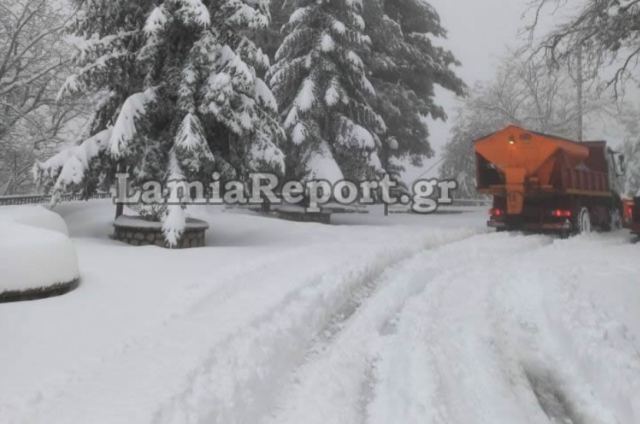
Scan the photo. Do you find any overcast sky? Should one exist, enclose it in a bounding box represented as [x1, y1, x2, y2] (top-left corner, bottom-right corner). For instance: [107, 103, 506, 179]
[424, 0, 534, 153]
[420, 0, 636, 173]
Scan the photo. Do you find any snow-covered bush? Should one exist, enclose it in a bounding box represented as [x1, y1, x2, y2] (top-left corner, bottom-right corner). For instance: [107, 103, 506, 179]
[0, 206, 70, 236]
[0, 207, 79, 298]
[35, 0, 286, 246]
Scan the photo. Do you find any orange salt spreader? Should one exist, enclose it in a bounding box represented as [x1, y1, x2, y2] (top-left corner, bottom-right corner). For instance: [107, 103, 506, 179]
[474, 125, 625, 235]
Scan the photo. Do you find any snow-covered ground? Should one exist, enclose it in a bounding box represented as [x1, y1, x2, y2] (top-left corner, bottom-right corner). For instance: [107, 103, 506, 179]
[1, 200, 639, 424]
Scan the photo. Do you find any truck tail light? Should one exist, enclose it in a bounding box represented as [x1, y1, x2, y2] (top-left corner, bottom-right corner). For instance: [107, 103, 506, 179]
[490, 208, 505, 217]
[551, 209, 572, 218]
[625, 204, 634, 220]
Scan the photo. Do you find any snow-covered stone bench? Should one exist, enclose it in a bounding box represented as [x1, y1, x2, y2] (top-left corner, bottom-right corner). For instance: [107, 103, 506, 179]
[0, 206, 80, 302]
[272, 207, 332, 224]
[113, 215, 209, 248]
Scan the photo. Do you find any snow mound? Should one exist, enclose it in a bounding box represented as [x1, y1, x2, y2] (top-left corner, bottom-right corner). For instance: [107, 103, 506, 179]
[0, 207, 79, 296]
[0, 206, 70, 235]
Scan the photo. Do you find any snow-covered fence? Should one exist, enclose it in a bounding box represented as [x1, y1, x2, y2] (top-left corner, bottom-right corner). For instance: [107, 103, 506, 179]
[388, 198, 490, 214]
[0, 192, 111, 207]
[451, 198, 491, 207]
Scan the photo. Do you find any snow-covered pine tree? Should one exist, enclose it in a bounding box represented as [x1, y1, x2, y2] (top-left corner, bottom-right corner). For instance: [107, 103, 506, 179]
[268, 0, 387, 183]
[255, 0, 295, 61]
[35, 0, 285, 245]
[363, 0, 465, 177]
[620, 106, 640, 198]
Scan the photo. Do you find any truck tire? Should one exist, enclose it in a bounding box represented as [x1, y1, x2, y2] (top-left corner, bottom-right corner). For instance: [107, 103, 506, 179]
[575, 207, 592, 234]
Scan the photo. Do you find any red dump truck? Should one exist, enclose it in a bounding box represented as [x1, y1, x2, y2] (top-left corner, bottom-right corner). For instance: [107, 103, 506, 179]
[474, 125, 626, 235]
[628, 197, 640, 237]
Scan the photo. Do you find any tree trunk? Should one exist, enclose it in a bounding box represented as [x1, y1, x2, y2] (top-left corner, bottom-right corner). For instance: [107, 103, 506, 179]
[115, 162, 125, 219]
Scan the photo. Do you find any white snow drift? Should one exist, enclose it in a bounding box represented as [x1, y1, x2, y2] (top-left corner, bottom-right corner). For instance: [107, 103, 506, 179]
[0, 206, 79, 293]
[0, 205, 70, 235]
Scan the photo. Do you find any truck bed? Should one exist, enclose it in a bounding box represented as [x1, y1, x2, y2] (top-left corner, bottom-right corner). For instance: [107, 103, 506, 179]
[632, 197, 640, 236]
[477, 140, 612, 198]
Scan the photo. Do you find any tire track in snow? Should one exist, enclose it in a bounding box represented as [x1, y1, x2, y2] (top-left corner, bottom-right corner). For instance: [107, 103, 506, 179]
[12, 235, 460, 424]
[262, 233, 553, 424]
[365, 233, 640, 424]
[371, 233, 621, 424]
[490, 235, 640, 424]
[362, 234, 555, 424]
[147, 229, 479, 424]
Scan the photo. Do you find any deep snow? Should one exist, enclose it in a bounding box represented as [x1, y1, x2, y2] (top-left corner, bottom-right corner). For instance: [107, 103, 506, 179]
[0, 205, 70, 235]
[0, 206, 79, 293]
[0, 201, 639, 424]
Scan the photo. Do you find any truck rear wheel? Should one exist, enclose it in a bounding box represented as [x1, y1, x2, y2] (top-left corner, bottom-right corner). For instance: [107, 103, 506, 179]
[575, 207, 592, 234]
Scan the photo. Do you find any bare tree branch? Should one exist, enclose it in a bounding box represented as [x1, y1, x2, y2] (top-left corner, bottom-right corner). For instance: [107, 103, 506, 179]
[0, 0, 89, 195]
[526, 0, 640, 97]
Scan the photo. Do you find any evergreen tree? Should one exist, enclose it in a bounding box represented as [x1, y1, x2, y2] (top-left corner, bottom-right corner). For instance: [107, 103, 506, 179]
[363, 0, 465, 177]
[268, 0, 386, 183]
[255, 0, 296, 62]
[35, 0, 285, 245]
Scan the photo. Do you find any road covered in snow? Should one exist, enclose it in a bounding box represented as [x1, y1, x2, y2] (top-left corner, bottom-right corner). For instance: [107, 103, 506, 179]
[1, 201, 639, 424]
